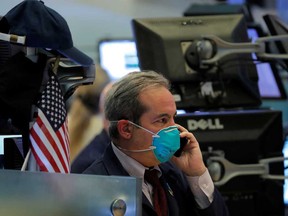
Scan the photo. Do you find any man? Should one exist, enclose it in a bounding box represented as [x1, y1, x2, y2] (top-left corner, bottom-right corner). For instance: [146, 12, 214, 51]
[83, 71, 229, 216]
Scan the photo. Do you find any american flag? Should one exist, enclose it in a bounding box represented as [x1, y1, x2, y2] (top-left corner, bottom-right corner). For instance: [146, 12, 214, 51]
[29, 72, 70, 173]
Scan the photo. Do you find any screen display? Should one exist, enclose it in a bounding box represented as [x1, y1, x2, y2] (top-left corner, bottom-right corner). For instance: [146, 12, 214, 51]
[247, 27, 286, 99]
[98, 39, 140, 80]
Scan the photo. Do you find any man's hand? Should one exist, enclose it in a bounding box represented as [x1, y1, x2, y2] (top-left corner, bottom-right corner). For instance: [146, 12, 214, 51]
[171, 124, 206, 177]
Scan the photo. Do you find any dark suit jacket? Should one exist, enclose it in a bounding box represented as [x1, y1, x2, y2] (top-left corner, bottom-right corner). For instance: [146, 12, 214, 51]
[71, 129, 110, 173]
[83, 144, 229, 216]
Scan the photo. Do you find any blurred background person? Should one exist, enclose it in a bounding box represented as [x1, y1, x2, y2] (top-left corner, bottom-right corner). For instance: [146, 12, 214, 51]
[68, 65, 110, 162]
[71, 81, 113, 173]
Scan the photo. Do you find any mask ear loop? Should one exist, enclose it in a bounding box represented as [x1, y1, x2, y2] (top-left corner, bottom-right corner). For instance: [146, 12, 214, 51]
[118, 146, 156, 152]
[110, 120, 160, 138]
[128, 121, 160, 138]
[110, 120, 158, 152]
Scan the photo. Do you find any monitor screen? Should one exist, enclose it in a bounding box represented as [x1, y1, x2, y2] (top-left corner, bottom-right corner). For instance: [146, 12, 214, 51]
[175, 109, 284, 215]
[247, 25, 287, 99]
[132, 14, 261, 111]
[97, 39, 140, 80]
[263, 14, 288, 72]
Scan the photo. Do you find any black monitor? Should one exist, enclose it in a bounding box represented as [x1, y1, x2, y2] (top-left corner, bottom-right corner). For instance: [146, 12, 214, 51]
[183, 3, 287, 101]
[183, 3, 254, 23]
[247, 24, 287, 100]
[0, 118, 25, 170]
[263, 14, 288, 73]
[175, 109, 284, 215]
[132, 14, 261, 111]
[0, 135, 24, 170]
[97, 36, 286, 101]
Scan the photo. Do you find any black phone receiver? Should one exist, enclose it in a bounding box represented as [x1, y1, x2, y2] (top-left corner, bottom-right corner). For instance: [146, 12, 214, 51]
[174, 137, 188, 157]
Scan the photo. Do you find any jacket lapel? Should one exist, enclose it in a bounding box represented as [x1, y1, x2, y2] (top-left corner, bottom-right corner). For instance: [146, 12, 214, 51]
[102, 144, 130, 176]
[160, 176, 179, 216]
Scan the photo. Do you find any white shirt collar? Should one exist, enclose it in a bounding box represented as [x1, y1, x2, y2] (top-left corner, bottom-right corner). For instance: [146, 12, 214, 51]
[111, 142, 161, 179]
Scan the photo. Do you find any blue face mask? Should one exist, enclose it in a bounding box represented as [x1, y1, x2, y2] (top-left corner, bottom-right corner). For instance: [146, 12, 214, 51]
[128, 121, 180, 163]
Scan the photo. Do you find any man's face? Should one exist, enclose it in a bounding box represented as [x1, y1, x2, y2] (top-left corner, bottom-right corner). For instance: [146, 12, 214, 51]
[130, 86, 177, 166]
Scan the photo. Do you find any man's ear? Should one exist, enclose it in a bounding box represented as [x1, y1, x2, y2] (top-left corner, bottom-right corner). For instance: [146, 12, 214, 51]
[117, 120, 133, 139]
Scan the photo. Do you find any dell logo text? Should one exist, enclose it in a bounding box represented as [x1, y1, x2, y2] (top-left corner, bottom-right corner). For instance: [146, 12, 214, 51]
[187, 118, 224, 131]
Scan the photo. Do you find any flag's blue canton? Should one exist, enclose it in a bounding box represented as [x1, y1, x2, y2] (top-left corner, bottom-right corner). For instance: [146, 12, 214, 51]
[38, 74, 66, 130]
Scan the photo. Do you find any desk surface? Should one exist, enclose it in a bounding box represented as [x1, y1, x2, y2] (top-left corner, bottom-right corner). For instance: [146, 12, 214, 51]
[0, 170, 142, 216]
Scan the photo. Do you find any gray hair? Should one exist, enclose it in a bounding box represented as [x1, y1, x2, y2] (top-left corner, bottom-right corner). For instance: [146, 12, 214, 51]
[105, 71, 170, 139]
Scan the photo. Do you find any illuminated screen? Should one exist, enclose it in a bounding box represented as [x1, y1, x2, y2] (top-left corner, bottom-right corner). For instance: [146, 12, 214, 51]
[97, 39, 140, 80]
[263, 14, 288, 87]
[247, 26, 287, 99]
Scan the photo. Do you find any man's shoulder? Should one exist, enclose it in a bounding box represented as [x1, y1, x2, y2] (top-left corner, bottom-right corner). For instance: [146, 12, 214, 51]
[82, 158, 106, 175]
[70, 129, 110, 173]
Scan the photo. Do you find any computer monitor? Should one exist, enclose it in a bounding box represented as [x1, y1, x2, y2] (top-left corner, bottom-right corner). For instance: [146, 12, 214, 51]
[97, 38, 140, 80]
[247, 24, 287, 99]
[175, 109, 284, 216]
[183, 3, 253, 23]
[0, 118, 25, 170]
[0, 135, 24, 170]
[132, 14, 261, 111]
[263, 14, 288, 74]
[183, 3, 287, 101]
[98, 35, 287, 100]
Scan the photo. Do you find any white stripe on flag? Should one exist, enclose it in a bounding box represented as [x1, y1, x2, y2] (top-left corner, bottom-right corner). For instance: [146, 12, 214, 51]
[32, 110, 67, 173]
[30, 135, 55, 172]
[38, 110, 69, 171]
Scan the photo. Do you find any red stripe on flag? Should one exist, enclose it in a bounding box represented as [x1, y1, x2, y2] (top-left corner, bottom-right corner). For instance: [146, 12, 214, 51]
[30, 115, 62, 173]
[30, 145, 49, 172]
[41, 122, 69, 173]
[29, 72, 70, 173]
[56, 125, 70, 168]
[30, 129, 61, 172]
[30, 131, 60, 173]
